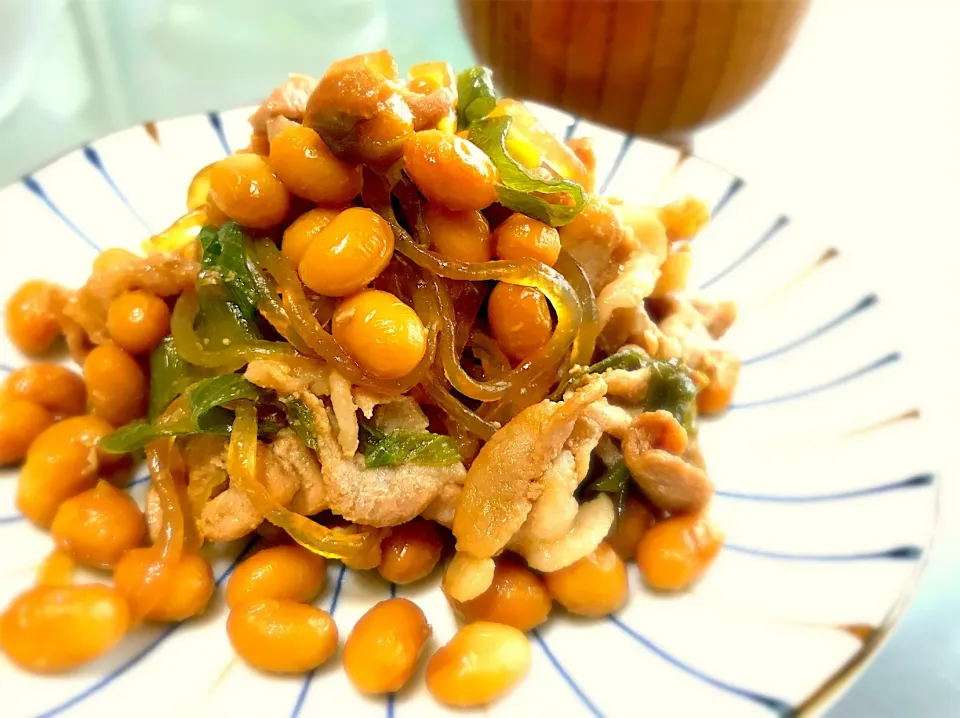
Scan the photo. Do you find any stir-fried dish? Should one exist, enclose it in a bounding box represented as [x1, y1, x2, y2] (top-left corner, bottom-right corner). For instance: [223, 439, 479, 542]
[0, 51, 739, 705]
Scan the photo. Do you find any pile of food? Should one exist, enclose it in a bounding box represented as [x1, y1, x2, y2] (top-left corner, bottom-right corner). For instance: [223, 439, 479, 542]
[0, 51, 739, 706]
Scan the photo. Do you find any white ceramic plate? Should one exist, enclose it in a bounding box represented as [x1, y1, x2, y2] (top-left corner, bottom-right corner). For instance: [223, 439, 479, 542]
[0, 104, 937, 718]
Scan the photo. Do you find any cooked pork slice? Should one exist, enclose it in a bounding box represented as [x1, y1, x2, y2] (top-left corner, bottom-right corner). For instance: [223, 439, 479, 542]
[451, 376, 607, 559]
[248, 73, 317, 135]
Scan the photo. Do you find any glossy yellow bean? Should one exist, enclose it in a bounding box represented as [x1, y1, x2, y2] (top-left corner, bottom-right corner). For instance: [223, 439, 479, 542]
[269, 124, 362, 205]
[83, 345, 147, 426]
[228, 598, 338, 674]
[107, 290, 171, 355]
[449, 559, 551, 632]
[343, 597, 431, 694]
[0, 584, 129, 673]
[114, 549, 214, 622]
[425, 622, 531, 708]
[281, 207, 343, 266]
[377, 519, 444, 585]
[543, 542, 627, 617]
[298, 207, 394, 297]
[0, 399, 53, 466]
[1, 364, 86, 418]
[4, 280, 63, 355]
[637, 513, 723, 591]
[16, 415, 114, 526]
[423, 203, 493, 263]
[332, 289, 427, 379]
[403, 130, 498, 211]
[226, 544, 326, 609]
[51, 480, 145, 569]
[208, 153, 291, 229]
[606, 497, 655, 560]
[487, 282, 552, 363]
[493, 213, 561, 266]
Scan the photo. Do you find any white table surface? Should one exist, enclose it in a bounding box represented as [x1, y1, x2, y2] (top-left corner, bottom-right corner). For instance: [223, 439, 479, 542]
[0, 0, 957, 715]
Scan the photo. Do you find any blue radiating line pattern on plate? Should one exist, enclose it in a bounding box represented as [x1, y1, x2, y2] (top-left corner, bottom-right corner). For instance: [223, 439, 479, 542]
[384, 581, 398, 718]
[598, 136, 634, 195]
[608, 615, 792, 715]
[291, 564, 348, 718]
[0, 363, 13, 373]
[531, 630, 604, 717]
[716, 473, 934, 503]
[0, 472, 152, 525]
[699, 215, 789, 290]
[128, 473, 152, 488]
[36, 537, 259, 718]
[724, 544, 922, 561]
[22, 176, 101, 252]
[742, 294, 879, 366]
[729, 352, 900, 410]
[564, 120, 580, 142]
[208, 112, 232, 156]
[82, 146, 152, 232]
[711, 176, 744, 218]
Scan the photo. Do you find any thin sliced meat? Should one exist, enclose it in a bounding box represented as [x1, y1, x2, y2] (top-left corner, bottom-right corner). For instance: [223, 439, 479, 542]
[622, 411, 713, 513]
[262, 429, 322, 515]
[596, 250, 663, 328]
[200, 488, 261, 542]
[511, 493, 615, 572]
[249, 73, 317, 135]
[329, 370, 359, 458]
[404, 86, 456, 130]
[302, 392, 465, 527]
[422, 482, 462, 527]
[245, 358, 330, 396]
[559, 198, 632, 291]
[195, 430, 308, 542]
[452, 376, 607, 559]
[514, 415, 602, 544]
[61, 252, 198, 347]
[600, 366, 651, 404]
[655, 292, 741, 412]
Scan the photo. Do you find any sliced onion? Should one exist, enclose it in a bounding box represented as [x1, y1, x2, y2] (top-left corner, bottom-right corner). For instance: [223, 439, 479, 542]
[124, 438, 185, 619]
[555, 250, 599, 365]
[226, 401, 378, 560]
[420, 373, 497, 441]
[171, 292, 295, 369]
[395, 231, 581, 402]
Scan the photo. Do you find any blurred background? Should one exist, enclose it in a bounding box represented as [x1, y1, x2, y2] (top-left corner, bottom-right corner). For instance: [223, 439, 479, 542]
[0, 0, 957, 715]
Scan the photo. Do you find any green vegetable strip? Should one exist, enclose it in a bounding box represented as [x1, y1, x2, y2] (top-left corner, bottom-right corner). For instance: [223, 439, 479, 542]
[587, 459, 631, 524]
[194, 298, 260, 346]
[359, 423, 461, 469]
[468, 115, 586, 227]
[100, 374, 262, 454]
[582, 347, 698, 429]
[171, 292, 294, 369]
[279, 398, 319, 452]
[456, 66, 498, 130]
[198, 223, 264, 320]
[148, 337, 210, 421]
[585, 346, 652, 375]
[187, 374, 261, 423]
